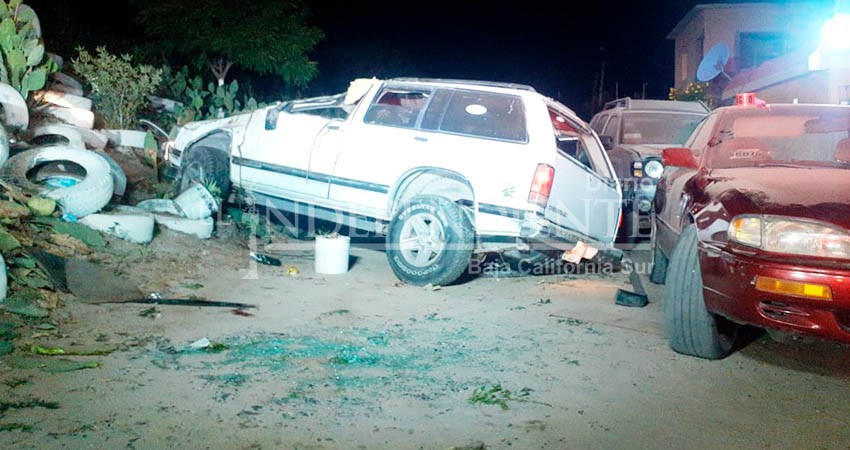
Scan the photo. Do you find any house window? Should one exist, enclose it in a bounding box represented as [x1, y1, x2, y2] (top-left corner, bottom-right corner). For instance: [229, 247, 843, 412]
[737, 32, 786, 69]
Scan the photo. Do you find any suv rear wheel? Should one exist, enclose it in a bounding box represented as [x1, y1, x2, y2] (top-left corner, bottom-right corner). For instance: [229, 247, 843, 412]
[386, 196, 474, 286]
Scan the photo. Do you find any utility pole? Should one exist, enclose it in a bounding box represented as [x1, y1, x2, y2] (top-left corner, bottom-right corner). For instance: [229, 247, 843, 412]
[597, 46, 606, 112]
[642, 82, 647, 99]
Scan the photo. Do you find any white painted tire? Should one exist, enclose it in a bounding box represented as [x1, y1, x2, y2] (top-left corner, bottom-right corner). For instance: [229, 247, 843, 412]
[104, 129, 148, 149]
[0, 254, 6, 303]
[0, 146, 114, 217]
[0, 82, 29, 130]
[32, 124, 85, 148]
[136, 198, 181, 215]
[42, 106, 95, 129]
[0, 123, 8, 167]
[35, 90, 93, 111]
[80, 211, 154, 244]
[49, 72, 84, 96]
[153, 213, 214, 239]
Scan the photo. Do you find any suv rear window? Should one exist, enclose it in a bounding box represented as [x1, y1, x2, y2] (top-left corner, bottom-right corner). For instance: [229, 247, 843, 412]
[437, 90, 527, 142]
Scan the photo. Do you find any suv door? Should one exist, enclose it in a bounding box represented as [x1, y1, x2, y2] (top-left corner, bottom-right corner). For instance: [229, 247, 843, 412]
[327, 84, 434, 216]
[545, 105, 621, 243]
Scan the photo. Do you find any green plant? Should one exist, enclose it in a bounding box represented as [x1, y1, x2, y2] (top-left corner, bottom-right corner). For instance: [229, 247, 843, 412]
[0, 1, 57, 100]
[160, 65, 261, 125]
[469, 384, 532, 410]
[72, 47, 162, 128]
[669, 81, 712, 107]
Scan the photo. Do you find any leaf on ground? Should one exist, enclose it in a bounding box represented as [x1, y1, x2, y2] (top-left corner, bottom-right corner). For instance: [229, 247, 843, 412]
[2, 290, 48, 318]
[36, 218, 106, 248]
[0, 200, 30, 222]
[3, 355, 101, 373]
[49, 233, 92, 255]
[0, 226, 21, 252]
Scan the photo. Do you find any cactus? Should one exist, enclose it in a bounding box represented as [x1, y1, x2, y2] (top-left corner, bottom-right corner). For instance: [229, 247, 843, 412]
[0, 1, 56, 100]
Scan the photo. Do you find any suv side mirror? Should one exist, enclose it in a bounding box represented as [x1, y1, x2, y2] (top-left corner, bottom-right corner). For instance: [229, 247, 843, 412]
[599, 135, 614, 150]
[265, 108, 281, 131]
[662, 147, 698, 170]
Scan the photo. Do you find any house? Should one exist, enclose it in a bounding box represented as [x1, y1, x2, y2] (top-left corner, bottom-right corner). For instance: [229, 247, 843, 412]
[668, 3, 850, 105]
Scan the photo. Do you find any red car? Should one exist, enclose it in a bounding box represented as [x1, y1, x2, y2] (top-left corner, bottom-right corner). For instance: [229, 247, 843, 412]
[652, 96, 850, 359]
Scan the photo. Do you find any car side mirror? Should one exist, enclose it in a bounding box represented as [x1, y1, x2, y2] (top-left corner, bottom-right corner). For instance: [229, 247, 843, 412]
[662, 147, 698, 170]
[265, 108, 281, 131]
[600, 135, 614, 150]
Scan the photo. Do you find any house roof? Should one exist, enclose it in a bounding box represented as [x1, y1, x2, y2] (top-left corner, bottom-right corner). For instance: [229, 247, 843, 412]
[667, 3, 785, 39]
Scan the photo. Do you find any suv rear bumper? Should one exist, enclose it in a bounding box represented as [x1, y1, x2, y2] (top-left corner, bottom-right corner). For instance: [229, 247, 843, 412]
[519, 214, 622, 261]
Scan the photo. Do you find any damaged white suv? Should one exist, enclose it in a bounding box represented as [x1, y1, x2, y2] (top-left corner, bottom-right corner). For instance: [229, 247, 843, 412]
[168, 78, 622, 285]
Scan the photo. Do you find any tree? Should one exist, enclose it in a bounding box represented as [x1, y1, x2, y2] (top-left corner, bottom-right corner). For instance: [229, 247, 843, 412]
[138, 0, 323, 89]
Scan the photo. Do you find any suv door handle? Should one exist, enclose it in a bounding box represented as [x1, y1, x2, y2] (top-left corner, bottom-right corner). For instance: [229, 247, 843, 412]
[414, 136, 428, 142]
[327, 125, 341, 131]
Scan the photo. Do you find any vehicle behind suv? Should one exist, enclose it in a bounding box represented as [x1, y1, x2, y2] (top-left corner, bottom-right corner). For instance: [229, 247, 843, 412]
[589, 98, 708, 241]
[168, 78, 622, 285]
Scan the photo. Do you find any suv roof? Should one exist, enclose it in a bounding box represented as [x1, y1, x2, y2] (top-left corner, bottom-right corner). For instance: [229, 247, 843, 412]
[602, 97, 709, 114]
[390, 77, 537, 92]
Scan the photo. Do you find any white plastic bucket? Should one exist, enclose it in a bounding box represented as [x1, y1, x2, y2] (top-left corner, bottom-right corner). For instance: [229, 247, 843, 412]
[174, 183, 218, 219]
[314, 235, 350, 274]
[0, 254, 6, 303]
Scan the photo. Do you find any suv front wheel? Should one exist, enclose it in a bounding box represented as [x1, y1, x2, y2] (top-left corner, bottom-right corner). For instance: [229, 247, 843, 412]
[386, 196, 474, 286]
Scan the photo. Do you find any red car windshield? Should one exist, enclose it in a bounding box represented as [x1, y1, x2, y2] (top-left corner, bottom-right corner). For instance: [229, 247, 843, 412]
[708, 107, 850, 169]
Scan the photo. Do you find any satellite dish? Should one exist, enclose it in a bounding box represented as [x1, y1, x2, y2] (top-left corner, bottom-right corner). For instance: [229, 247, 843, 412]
[697, 43, 732, 82]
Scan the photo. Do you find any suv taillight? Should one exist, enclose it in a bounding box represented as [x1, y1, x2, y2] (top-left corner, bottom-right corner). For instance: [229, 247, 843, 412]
[528, 163, 555, 207]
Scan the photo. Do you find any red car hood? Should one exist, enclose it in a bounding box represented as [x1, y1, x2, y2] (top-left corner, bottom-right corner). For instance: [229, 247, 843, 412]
[708, 166, 850, 230]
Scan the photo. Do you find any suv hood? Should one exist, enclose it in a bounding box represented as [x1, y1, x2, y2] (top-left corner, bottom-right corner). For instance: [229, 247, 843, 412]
[173, 109, 261, 151]
[617, 143, 669, 158]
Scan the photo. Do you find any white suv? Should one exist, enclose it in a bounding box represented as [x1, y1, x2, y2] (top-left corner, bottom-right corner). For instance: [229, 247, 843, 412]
[168, 78, 622, 285]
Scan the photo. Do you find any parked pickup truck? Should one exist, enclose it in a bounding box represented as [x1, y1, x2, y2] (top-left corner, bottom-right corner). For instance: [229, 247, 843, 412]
[167, 77, 622, 285]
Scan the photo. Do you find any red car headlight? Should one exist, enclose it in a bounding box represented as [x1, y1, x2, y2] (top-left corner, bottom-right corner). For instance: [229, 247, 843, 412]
[729, 215, 850, 259]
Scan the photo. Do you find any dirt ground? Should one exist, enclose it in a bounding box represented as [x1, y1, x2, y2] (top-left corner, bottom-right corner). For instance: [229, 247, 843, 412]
[2, 149, 850, 450]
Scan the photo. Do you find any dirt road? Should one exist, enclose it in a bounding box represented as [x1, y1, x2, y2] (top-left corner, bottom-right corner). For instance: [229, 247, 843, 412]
[1, 231, 849, 450]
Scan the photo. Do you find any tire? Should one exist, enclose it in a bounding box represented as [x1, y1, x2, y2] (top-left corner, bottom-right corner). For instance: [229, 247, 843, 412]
[663, 225, 738, 359]
[386, 196, 474, 286]
[0, 146, 113, 217]
[174, 147, 230, 205]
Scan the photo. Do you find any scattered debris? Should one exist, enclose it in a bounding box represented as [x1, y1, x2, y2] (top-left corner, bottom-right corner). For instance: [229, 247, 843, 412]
[189, 337, 211, 349]
[121, 297, 257, 309]
[4, 355, 100, 373]
[286, 265, 299, 276]
[615, 261, 649, 308]
[231, 309, 254, 317]
[469, 384, 550, 410]
[249, 252, 281, 266]
[138, 307, 160, 319]
[423, 283, 442, 291]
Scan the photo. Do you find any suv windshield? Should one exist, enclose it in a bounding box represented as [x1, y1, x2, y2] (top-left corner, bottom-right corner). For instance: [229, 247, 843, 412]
[708, 109, 850, 169]
[621, 112, 704, 145]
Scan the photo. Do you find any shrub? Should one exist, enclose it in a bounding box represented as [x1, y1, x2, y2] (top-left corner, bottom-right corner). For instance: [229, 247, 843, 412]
[0, 1, 57, 100]
[72, 47, 162, 128]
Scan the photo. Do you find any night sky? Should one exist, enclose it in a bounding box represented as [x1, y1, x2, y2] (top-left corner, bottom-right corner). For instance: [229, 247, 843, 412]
[26, 0, 840, 119]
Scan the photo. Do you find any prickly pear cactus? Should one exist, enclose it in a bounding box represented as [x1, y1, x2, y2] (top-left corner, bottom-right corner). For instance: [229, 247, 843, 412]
[0, 1, 57, 99]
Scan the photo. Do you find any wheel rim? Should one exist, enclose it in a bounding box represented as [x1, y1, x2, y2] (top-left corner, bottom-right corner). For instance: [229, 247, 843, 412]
[179, 161, 205, 192]
[397, 211, 446, 267]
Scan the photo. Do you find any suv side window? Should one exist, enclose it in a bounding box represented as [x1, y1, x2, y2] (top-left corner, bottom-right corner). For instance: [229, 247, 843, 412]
[600, 113, 620, 144]
[364, 89, 430, 128]
[438, 90, 527, 142]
